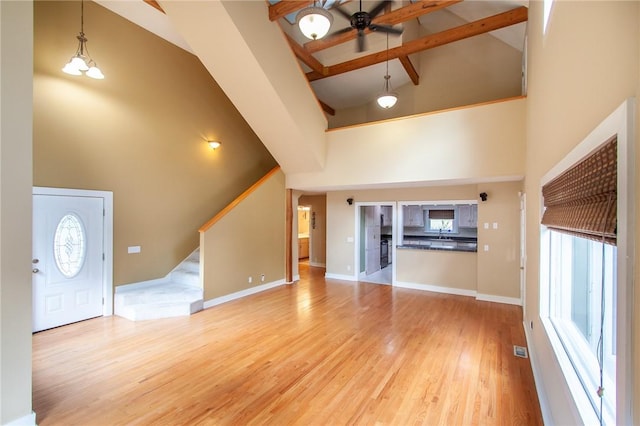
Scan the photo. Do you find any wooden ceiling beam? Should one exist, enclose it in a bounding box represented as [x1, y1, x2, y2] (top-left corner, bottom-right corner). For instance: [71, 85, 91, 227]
[143, 0, 165, 14]
[285, 33, 327, 76]
[307, 6, 528, 81]
[269, 0, 312, 22]
[304, 0, 462, 53]
[319, 99, 336, 116]
[398, 55, 419, 85]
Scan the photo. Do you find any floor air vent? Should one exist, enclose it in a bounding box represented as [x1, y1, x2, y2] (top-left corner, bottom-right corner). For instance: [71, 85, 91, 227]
[513, 345, 528, 358]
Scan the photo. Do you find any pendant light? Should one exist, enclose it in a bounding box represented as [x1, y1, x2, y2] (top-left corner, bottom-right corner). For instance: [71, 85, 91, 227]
[297, 1, 333, 41]
[376, 34, 397, 109]
[62, 0, 105, 79]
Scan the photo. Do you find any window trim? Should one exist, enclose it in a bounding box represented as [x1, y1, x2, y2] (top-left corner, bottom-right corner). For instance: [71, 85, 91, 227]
[539, 98, 635, 424]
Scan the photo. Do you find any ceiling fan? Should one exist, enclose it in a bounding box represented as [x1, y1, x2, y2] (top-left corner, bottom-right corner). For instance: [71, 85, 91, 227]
[332, 0, 403, 52]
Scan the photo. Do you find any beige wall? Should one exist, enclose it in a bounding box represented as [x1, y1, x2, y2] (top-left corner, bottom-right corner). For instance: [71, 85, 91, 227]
[287, 97, 525, 191]
[160, 0, 328, 175]
[33, 1, 277, 287]
[328, 11, 523, 128]
[476, 181, 522, 299]
[0, 1, 33, 423]
[326, 182, 521, 300]
[299, 195, 327, 267]
[524, 1, 639, 424]
[200, 170, 285, 300]
[396, 249, 477, 292]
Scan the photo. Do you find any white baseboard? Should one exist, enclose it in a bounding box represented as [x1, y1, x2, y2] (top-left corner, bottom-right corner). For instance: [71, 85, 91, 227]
[523, 322, 553, 426]
[394, 281, 477, 298]
[203, 279, 286, 309]
[476, 293, 522, 306]
[324, 272, 357, 281]
[5, 411, 37, 426]
[308, 261, 326, 268]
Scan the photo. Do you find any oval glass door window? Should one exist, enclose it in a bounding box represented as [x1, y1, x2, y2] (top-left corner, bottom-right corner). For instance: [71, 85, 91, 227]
[53, 213, 87, 278]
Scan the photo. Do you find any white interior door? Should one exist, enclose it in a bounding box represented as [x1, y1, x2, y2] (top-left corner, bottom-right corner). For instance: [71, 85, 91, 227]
[32, 194, 105, 332]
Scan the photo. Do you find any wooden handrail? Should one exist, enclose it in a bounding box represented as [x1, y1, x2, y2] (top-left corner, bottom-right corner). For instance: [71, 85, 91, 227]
[198, 166, 281, 233]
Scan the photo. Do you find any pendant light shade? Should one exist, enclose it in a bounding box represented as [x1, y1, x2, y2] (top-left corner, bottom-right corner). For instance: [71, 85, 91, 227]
[62, 0, 105, 79]
[377, 84, 398, 108]
[297, 2, 333, 40]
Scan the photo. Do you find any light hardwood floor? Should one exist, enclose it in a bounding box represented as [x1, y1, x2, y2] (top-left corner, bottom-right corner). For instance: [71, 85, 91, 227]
[33, 264, 542, 425]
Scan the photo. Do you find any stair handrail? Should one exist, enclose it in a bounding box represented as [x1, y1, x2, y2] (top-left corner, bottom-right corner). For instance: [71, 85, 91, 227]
[198, 165, 281, 233]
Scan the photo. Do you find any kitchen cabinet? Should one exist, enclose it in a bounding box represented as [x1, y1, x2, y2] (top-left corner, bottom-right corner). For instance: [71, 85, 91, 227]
[403, 205, 424, 227]
[458, 204, 478, 228]
[381, 206, 392, 226]
[298, 237, 309, 259]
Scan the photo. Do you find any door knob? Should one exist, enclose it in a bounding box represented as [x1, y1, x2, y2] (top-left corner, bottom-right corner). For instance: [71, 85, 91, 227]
[32, 258, 39, 264]
[32, 268, 40, 274]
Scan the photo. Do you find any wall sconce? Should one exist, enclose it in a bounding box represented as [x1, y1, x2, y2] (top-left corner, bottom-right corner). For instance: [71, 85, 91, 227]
[347, 198, 354, 205]
[479, 192, 488, 202]
[208, 141, 221, 150]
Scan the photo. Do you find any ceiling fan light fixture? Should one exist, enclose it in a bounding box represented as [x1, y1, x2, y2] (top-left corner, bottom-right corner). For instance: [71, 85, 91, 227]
[297, 4, 333, 40]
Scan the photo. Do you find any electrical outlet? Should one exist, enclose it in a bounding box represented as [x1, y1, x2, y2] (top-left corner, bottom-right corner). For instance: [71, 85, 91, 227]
[248, 276, 252, 284]
[260, 274, 265, 282]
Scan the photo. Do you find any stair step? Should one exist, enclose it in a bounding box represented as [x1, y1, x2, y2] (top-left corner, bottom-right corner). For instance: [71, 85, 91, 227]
[116, 298, 203, 321]
[115, 248, 203, 321]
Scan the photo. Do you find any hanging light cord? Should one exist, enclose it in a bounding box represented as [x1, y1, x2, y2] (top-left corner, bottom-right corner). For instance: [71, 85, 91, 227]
[384, 33, 390, 90]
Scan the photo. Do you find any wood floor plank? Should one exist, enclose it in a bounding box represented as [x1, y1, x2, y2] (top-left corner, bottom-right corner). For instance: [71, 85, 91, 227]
[33, 263, 542, 425]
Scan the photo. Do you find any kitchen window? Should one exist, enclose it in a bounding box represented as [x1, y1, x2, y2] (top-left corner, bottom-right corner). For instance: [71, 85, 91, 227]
[425, 208, 456, 233]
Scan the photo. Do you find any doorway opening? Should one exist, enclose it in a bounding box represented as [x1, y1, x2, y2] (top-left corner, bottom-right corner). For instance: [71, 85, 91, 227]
[297, 205, 311, 264]
[357, 203, 394, 285]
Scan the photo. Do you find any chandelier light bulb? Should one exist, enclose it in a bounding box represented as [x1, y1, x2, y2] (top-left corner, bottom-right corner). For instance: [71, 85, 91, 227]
[86, 65, 105, 80]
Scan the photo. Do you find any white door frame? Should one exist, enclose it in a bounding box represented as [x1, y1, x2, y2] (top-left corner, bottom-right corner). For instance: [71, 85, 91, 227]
[33, 187, 114, 316]
[354, 201, 396, 285]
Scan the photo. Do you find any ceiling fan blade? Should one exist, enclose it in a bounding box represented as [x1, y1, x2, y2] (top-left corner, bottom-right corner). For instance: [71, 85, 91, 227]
[329, 26, 356, 37]
[357, 29, 366, 52]
[333, 5, 353, 21]
[369, 24, 403, 35]
[368, 0, 391, 19]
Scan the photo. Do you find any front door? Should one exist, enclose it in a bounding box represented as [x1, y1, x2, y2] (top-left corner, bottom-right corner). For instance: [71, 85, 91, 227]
[32, 194, 104, 332]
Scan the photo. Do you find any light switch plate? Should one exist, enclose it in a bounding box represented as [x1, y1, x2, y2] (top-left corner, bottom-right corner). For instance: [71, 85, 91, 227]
[484, 223, 489, 229]
[484, 244, 489, 251]
[493, 222, 498, 229]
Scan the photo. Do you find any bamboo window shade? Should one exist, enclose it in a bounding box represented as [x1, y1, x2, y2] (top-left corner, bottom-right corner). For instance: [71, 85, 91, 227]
[541, 135, 617, 245]
[429, 209, 455, 220]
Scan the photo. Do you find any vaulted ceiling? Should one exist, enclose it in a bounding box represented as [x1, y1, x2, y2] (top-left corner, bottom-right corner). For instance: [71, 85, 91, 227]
[127, 0, 528, 115]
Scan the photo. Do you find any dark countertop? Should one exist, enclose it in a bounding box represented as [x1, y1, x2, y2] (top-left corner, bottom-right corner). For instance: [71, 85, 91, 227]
[397, 236, 477, 253]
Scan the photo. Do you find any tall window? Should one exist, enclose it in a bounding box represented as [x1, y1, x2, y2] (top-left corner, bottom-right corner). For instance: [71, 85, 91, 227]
[545, 231, 616, 423]
[540, 135, 618, 425]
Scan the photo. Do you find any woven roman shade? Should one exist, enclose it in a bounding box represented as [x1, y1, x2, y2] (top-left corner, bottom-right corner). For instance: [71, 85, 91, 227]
[429, 209, 455, 220]
[541, 136, 617, 245]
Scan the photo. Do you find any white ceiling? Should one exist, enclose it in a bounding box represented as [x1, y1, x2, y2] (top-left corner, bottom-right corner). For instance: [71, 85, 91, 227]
[96, 0, 528, 111]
